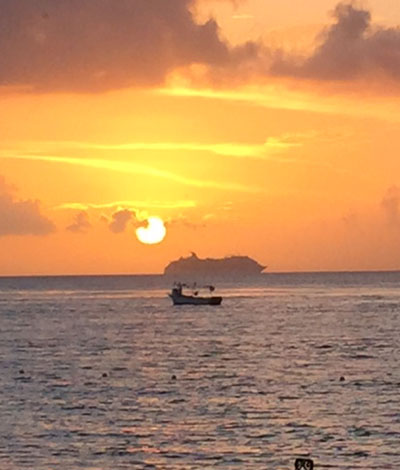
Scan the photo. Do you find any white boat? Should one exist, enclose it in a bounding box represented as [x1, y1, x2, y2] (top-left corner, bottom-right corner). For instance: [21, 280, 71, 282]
[168, 283, 222, 306]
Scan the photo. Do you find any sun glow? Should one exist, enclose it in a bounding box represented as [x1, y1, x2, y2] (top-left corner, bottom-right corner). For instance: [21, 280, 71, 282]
[135, 217, 167, 245]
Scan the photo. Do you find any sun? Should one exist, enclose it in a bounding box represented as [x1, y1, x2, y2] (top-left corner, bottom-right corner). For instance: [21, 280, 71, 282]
[136, 216, 167, 245]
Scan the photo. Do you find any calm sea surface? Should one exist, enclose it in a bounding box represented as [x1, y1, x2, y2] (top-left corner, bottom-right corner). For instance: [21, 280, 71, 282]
[0, 272, 399, 469]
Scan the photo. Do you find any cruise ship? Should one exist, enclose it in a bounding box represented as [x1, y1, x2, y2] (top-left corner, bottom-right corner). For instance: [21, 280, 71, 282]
[163, 252, 266, 279]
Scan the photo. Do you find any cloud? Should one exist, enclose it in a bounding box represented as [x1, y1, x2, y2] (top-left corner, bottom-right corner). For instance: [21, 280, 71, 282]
[0, 176, 55, 236]
[381, 186, 400, 227]
[1, 1, 399, 93]
[165, 214, 206, 230]
[109, 209, 134, 233]
[56, 200, 197, 211]
[66, 211, 91, 233]
[232, 14, 254, 20]
[0, 0, 259, 92]
[271, 2, 400, 82]
[1, 153, 261, 192]
[14, 138, 300, 159]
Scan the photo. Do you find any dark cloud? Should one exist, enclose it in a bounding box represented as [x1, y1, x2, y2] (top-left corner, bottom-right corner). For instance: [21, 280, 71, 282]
[381, 186, 400, 227]
[271, 2, 400, 82]
[0, 176, 55, 236]
[66, 211, 91, 233]
[109, 209, 133, 233]
[0, 0, 258, 91]
[2, 1, 398, 92]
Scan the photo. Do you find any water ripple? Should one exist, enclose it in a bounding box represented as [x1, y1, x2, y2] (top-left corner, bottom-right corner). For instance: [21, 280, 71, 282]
[0, 277, 399, 469]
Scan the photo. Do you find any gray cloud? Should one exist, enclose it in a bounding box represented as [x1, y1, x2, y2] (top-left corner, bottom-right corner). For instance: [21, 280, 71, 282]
[0, 0, 259, 92]
[66, 211, 91, 233]
[0, 176, 55, 236]
[271, 2, 400, 82]
[109, 209, 134, 233]
[2, 1, 398, 92]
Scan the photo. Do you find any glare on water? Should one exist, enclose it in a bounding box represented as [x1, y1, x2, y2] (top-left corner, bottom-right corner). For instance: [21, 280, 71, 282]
[0, 272, 399, 469]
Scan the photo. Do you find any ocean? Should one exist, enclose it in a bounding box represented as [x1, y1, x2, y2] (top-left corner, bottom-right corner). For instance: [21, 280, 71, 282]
[0, 271, 399, 469]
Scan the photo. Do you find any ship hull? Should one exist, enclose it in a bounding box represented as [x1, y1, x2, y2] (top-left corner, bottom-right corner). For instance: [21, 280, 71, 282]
[169, 293, 222, 305]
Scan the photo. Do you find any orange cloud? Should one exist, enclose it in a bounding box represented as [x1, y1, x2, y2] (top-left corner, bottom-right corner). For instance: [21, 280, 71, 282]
[108, 209, 134, 234]
[56, 200, 197, 211]
[0, 153, 262, 192]
[0, 175, 55, 236]
[66, 211, 91, 233]
[8, 138, 300, 159]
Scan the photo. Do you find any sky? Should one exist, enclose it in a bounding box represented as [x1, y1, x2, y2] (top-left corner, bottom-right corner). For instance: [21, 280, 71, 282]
[1, 0, 400, 275]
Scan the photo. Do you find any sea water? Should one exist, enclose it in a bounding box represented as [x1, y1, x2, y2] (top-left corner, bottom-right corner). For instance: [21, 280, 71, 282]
[0, 272, 399, 469]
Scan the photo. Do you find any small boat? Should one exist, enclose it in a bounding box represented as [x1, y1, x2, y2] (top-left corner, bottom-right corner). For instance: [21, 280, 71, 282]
[168, 283, 222, 306]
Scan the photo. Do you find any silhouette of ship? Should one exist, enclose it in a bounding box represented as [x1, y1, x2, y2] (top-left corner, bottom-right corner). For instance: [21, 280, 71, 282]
[164, 252, 266, 279]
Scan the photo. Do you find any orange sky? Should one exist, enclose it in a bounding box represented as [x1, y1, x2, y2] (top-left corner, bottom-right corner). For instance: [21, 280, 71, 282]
[1, 0, 400, 275]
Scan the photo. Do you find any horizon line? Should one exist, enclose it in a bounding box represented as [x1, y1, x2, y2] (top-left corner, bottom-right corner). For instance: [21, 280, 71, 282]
[1, 269, 400, 279]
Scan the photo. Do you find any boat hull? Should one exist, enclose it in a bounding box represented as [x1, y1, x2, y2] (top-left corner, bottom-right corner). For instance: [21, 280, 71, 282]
[169, 293, 222, 305]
